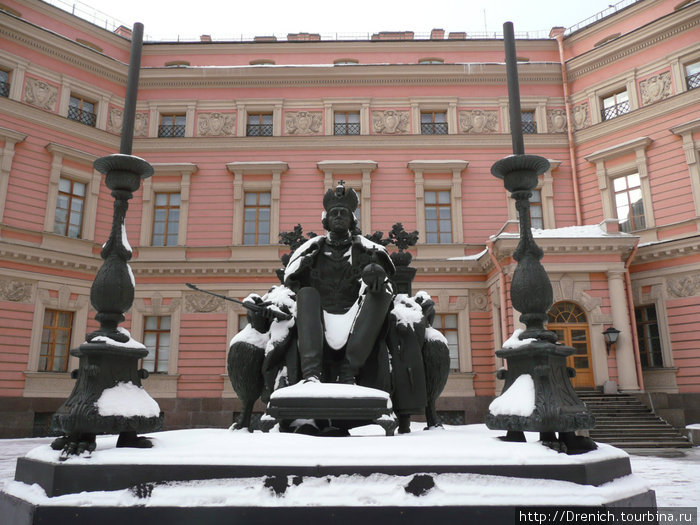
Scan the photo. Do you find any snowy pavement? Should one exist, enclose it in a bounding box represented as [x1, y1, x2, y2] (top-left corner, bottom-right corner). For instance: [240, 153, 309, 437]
[0, 427, 697, 508]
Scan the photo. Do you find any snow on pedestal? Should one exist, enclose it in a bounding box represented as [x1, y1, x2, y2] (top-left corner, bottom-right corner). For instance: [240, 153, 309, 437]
[488, 374, 535, 417]
[95, 382, 160, 418]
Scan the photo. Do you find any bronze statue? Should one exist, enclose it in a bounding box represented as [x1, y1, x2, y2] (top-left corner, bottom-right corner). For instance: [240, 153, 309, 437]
[227, 183, 450, 434]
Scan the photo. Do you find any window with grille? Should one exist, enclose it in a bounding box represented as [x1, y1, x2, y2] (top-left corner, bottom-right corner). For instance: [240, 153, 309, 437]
[247, 113, 273, 136]
[334, 111, 360, 135]
[521, 111, 537, 134]
[421, 111, 448, 135]
[68, 95, 96, 127]
[152, 192, 180, 246]
[528, 189, 544, 229]
[54, 177, 85, 238]
[243, 191, 271, 245]
[159, 114, 186, 137]
[635, 305, 663, 368]
[143, 316, 171, 373]
[39, 309, 73, 372]
[613, 173, 645, 232]
[0, 69, 9, 98]
[686, 61, 700, 90]
[434, 313, 459, 370]
[425, 190, 452, 243]
[601, 90, 630, 120]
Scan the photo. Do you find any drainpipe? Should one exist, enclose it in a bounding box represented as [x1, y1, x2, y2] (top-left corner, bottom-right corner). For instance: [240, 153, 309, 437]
[624, 242, 645, 391]
[487, 240, 509, 344]
[552, 28, 583, 226]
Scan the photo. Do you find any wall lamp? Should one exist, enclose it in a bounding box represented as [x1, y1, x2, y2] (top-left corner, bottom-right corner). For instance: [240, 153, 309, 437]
[602, 327, 621, 354]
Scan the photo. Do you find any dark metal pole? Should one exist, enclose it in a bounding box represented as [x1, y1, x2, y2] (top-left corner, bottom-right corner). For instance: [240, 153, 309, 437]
[120, 22, 144, 155]
[503, 21, 524, 155]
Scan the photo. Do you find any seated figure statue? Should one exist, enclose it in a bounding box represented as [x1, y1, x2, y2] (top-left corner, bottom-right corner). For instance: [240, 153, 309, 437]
[228, 183, 450, 434]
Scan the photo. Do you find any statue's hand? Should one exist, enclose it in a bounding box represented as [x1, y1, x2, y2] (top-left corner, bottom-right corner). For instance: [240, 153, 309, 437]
[245, 297, 274, 333]
[362, 262, 387, 293]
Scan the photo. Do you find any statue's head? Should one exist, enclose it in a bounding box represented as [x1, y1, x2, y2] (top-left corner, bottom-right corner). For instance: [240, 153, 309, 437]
[322, 182, 359, 235]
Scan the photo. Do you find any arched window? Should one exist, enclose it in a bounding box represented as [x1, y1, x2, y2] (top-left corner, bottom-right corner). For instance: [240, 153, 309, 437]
[548, 301, 587, 323]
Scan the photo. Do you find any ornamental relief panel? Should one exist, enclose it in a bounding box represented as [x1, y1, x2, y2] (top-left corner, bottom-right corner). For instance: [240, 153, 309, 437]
[459, 110, 498, 133]
[571, 103, 589, 130]
[24, 77, 58, 111]
[184, 292, 226, 313]
[547, 109, 567, 133]
[640, 72, 672, 106]
[107, 108, 148, 137]
[0, 278, 34, 303]
[469, 291, 489, 312]
[284, 111, 322, 135]
[372, 110, 410, 134]
[198, 112, 236, 136]
[666, 274, 700, 298]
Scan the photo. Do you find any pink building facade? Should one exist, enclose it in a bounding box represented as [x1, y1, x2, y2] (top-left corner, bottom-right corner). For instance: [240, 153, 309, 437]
[0, 0, 698, 436]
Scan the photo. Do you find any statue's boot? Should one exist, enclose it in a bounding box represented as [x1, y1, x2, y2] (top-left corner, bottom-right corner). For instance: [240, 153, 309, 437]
[296, 287, 324, 380]
[345, 287, 393, 374]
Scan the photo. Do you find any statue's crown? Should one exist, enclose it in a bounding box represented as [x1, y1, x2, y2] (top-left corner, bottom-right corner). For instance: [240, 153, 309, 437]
[323, 182, 358, 213]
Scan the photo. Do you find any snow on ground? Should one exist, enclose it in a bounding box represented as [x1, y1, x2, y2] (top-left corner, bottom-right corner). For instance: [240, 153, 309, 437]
[0, 426, 697, 508]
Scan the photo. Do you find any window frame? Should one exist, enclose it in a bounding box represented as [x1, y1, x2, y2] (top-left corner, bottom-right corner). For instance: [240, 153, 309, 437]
[521, 110, 537, 134]
[612, 172, 646, 233]
[0, 68, 10, 98]
[142, 315, 172, 374]
[424, 189, 453, 244]
[635, 304, 664, 369]
[420, 110, 448, 135]
[434, 312, 460, 371]
[333, 110, 361, 136]
[243, 190, 272, 245]
[67, 94, 97, 127]
[600, 89, 630, 121]
[54, 176, 87, 239]
[39, 308, 74, 373]
[246, 112, 274, 137]
[158, 113, 187, 138]
[684, 60, 700, 91]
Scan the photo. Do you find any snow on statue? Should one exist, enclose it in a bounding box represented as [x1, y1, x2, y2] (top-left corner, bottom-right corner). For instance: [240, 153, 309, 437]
[227, 182, 450, 434]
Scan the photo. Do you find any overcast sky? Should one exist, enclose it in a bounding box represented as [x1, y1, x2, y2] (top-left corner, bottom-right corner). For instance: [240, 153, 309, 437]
[53, 0, 631, 41]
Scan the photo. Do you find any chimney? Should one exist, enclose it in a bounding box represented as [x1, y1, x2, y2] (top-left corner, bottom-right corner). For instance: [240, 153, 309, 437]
[430, 28, 445, 40]
[448, 32, 466, 40]
[114, 25, 132, 39]
[200, 34, 212, 42]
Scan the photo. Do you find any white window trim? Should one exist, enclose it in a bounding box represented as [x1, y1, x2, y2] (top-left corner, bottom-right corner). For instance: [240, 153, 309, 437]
[24, 284, 89, 397]
[236, 100, 283, 137]
[226, 161, 288, 245]
[670, 48, 700, 95]
[58, 79, 110, 130]
[131, 294, 182, 398]
[499, 96, 547, 135]
[633, 283, 673, 370]
[0, 52, 29, 101]
[323, 99, 371, 136]
[0, 126, 26, 222]
[506, 159, 559, 229]
[586, 74, 638, 125]
[408, 160, 468, 244]
[317, 160, 377, 232]
[43, 143, 100, 243]
[149, 102, 196, 138]
[139, 163, 197, 252]
[431, 291, 471, 373]
[585, 137, 654, 236]
[671, 118, 700, 217]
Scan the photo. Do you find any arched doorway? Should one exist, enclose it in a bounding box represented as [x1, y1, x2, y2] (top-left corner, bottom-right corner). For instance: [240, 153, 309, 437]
[547, 302, 594, 389]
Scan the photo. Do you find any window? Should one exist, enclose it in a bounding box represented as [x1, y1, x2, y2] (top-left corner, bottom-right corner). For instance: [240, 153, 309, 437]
[0, 69, 9, 98]
[434, 313, 459, 370]
[521, 111, 537, 134]
[143, 316, 171, 373]
[159, 114, 186, 137]
[613, 173, 645, 232]
[601, 90, 629, 121]
[54, 177, 85, 238]
[517, 188, 544, 229]
[68, 95, 96, 127]
[425, 190, 452, 243]
[334, 111, 360, 135]
[39, 309, 73, 372]
[243, 191, 271, 245]
[421, 111, 448, 135]
[686, 61, 700, 90]
[247, 113, 273, 136]
[152, 192, 181, 246]
[636, 305, 663, 368]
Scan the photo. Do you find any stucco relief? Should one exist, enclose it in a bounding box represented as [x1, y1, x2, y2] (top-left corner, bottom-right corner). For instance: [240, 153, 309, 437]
[459, 110, 498, 133]
[284, 111, 322, 135]
[372, 110, 409, 134]
[134, 113, 148, 137]
[547, 109, 567, 133]
[0, 279, 33, 303]
[640, 72, 672, 106]
[107, 108, 148, 136]
[469, 291, 489, 312]
[184, 292, 225, 313]
[24, 78, 57, 111]
[198, 112, 236, 136]
[666, 274, 700, 298]
[571, 103, 589, 130]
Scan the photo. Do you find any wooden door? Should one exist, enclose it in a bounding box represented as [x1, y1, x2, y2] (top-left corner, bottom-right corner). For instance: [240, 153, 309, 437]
[547, 302, 594, 389]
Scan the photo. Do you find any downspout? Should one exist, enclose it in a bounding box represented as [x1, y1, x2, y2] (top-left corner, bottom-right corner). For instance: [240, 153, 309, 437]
[487, 240, 509, 344]
[553, 28, 583, 226]
[624, 242, 645, 391]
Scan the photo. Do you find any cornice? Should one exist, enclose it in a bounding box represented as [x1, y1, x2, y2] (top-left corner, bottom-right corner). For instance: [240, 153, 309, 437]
[573, 88, 700, 145]
[317, 160, 378, 173]
[566, 5, 700, 81]
[671, 117, 700, 136]
[225, 161, 289, 175]
[564, 0, 663, 43]
[407, 160, 469, 172]
[45, 142, 99, 163]
[0, 97, 120, 150]
[490, 233, 638, 260]
[635, 235, 700, 264]
[133, 133, 570, 153]
[151, 163, 199, 175]
[0, 12, 127, 85]
[0, 125, 27, 143]
[584, 136, 652, 163]
[138, 62, 562, 89]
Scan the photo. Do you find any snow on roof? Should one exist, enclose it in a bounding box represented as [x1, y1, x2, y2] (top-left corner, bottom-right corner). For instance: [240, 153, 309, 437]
[490, 224, 634, 241]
